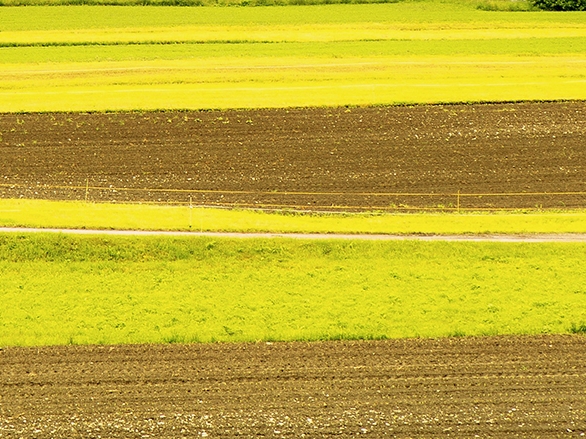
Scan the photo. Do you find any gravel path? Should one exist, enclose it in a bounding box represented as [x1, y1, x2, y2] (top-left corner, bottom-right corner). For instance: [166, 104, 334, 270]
[2, 227, 586, 242]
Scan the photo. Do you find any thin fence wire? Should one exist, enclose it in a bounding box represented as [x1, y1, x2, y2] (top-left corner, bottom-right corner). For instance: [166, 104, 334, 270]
[1, 182, 585, 212]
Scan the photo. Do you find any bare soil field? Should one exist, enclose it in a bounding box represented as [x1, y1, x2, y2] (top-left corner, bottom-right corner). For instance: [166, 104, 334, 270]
[1, 335, 585, 438]
[1, 101, 585, 210]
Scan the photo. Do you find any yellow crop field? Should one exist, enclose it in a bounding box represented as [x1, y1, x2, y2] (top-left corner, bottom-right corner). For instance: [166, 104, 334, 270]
[2, 57, 586, 111]
[1, 2, 585, 111]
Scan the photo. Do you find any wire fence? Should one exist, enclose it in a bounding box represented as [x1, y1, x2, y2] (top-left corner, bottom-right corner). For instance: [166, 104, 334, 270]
[1, 182, 585, 212]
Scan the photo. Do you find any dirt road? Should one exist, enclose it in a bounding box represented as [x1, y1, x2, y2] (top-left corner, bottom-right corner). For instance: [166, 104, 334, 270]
[2, 227, 586, 242]
[1, 335, 585, 438]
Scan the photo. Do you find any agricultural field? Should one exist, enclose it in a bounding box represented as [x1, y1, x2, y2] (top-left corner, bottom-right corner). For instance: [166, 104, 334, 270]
[1, 102, 585, 211]
[1, 1, 586, 111]
[1, 336, 585, 438]
[2, 2, 586, 437]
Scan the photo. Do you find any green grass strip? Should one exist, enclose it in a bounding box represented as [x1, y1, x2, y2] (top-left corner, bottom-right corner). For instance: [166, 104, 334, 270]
[2, 199, 586, 235]
[1, 233, 585, 346]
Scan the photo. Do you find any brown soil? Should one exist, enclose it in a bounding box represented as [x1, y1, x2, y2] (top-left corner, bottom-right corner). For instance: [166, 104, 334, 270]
[1, 102, 585, 210]
[1, 335, 585, 438]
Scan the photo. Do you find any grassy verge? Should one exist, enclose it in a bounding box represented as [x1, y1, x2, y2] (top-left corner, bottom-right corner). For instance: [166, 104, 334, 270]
[2, 199, 586, 234]
[1, 233, 585, 346]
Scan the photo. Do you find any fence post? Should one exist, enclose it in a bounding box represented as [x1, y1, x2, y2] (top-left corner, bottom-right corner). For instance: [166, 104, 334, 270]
[457, 190, 460, 213]
[189, 195, 193, 229]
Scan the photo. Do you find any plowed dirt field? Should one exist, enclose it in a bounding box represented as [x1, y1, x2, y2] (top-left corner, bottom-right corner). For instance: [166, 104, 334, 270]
[1, 101, 585, 210]
[1, 336, 585, 438]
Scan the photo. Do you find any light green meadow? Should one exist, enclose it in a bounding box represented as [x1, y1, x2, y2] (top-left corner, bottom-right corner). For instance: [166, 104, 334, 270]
[1, 233, 585, 346]
[2, 199, 586, 234]
[1, 2, 586, 111]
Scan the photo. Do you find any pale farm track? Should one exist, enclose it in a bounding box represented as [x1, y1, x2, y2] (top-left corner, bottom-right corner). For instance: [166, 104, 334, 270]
[2, 227, 586, 242]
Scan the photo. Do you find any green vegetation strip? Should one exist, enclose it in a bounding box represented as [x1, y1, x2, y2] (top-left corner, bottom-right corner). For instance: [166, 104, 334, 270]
[1, 233, 585, 346]
[2, 199, 586, 235]
[1, 2, 586, 111]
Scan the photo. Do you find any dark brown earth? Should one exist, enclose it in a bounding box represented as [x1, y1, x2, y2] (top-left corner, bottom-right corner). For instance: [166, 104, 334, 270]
[1, 102, 585, 210]
[1, 335, 585, 438]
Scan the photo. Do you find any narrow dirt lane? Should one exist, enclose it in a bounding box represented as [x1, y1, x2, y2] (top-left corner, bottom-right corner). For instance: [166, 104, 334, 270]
[1, 336, 585, 438]
[2, 227, 586, 242]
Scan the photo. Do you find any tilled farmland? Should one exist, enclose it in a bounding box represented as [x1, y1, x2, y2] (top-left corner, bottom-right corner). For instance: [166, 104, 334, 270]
[1, 336, 585, 438]
[1, 101, 585, 210]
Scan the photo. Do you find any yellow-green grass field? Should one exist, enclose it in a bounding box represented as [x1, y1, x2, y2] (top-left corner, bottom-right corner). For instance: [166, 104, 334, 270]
[1, 233, 585, 346]
[2, 199, 586, 234]
[1, 2, 586, 111]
